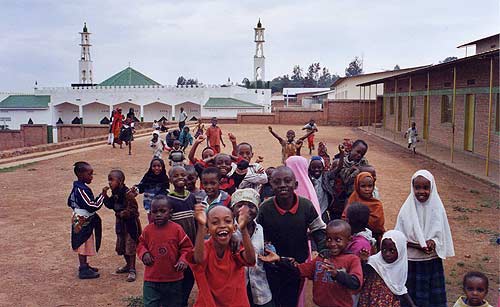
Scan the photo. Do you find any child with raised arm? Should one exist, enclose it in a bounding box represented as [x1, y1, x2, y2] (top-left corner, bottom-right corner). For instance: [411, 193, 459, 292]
[186, 202, 256, 307]
[256, 166, 326, 307]
[453, 272, 492, 307]
[228, 133, 267, 192]
[231, 189, 274, 307]
[103, 170, 142, 282]
[358, 230, 418, 307]
[395, 170, 454, 307]
[137, 195, 193, 307]
[206, 117, 225, 154]
[68, 161, 106, 279]
[260, 220, 363, 307]
[302, 119, 319, 155]
[268, 126, 314, 164]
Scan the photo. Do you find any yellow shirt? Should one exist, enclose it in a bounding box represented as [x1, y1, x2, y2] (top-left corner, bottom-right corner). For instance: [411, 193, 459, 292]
[453, 296, 492, 307]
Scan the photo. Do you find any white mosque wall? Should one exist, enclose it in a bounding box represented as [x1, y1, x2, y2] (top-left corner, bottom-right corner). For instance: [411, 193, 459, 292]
[82, 102, 110, 124]
[143, 102, 172, 122]
[0, 108, 51, 129]
[54, 102, 79, 124]
[202, 107, 264, 118]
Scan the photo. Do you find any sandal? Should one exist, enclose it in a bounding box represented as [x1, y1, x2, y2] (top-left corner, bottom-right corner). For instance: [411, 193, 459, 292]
[126, 270, 136, 282]
[115, 266, 130, 274]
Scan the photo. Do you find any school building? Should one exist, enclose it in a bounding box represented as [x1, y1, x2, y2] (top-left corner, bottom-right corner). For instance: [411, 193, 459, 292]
[357, 34, 499, 174]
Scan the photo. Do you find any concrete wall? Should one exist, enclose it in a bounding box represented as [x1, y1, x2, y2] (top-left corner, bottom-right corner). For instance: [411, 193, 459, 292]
[0, 124, 48, 151]
[56, 124, 109, 142]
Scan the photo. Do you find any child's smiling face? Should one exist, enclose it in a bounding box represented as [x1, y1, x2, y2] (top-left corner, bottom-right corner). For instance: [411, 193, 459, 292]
[215, 154, 232, 177]
[358, 176, 374, 199]
[202, 148, 215, 160]
[308, 160, 324, 179]
[201, 173, 220, 198]
[237, 144, 254, 162]
[185, 170, 198, 191]
[413, 176, 431, 203]
[169, 167, 186, 190]
[286, 130, 295, 142]
[325, 223, 351, 256]
[270, 167, 297, 199]
[232, 201, 257, 222]
[151, 160, 163, 176]
[207, 206, 235, 246]
[151, 199, 172, 227]
[381, 238, 398, 263]
[463, 276, 488, 306]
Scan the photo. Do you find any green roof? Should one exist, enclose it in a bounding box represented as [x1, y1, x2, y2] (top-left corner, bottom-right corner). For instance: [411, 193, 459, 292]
[0, 95, 50, 109]
[99, 67, 161, 86]
[204, 97, 263, 108]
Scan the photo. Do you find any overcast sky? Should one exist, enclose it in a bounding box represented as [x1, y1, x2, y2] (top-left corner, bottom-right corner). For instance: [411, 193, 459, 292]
[0, 0, 498, 92]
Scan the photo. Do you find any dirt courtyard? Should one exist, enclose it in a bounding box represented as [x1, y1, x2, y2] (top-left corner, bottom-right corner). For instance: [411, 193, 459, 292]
[0, 124, 498, 306]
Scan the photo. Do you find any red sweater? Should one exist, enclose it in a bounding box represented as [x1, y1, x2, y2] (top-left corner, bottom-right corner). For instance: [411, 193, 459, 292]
[298, 253, 363, 307]
[186, 239, 252, 307]
[137, 221, 193, 282]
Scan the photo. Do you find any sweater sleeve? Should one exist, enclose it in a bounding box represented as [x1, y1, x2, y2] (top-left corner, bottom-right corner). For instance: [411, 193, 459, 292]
[76, 187, 104, 212]
[136, 229, 149, 261]
[178, 227, 194, 263]
[307, 203, 327, 251]
[335, 256, 363, 290]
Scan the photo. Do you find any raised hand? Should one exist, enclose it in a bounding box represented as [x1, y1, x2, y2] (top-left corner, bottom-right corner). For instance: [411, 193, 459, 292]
[228, 133, 237, 143]
[359, 248, 370, 262]
[258, 248, 280, 263]
[142, 252, 154, 266]
[195, 135, 206, 144]
[237, 205, 250, 230]
[102, 186, 110, 197]
[268, 126, 273, 132]
[194, 203, 207, 226]
[255, 156, 264, 164]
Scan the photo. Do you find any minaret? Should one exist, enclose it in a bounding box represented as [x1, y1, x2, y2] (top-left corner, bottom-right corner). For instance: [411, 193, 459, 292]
[79, 22, 93, 84]
[254, 19, 265, 82]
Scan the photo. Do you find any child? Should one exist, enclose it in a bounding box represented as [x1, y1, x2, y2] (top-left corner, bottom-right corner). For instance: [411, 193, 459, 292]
[206, 117, 225, 154]
[308, 156, 335, 223]
[268, 126, 314, 164]
[302, 119, 319, 155]
[232, 141, 268, 191]
[260, 220, 362, 307]
[343, 172, 385, 244]
[120, 117, 135, 155]
[359, 164, 380, 200]
[150, 131, 166, 159]
[185, 165, 207, 201]
[186, 202, 256, 306]
[137, 195, 193, 307]
[133, 158, 169, 224]
[215, 153, 237, 195]
[259, 167, 275, 202]
[256, 166, 326, 307]
[345, 202, 375, 257]
[194, 118, 205, 138]
[395, 170, 454, 307]
[169, 140, 186, 166]
[231, 189, 274, 307]
[167, 165, 198, 307]
[317, 142, 331, 170]
[358, 230, 418, 307]
[453, 272, 492, 307]
[179, 126, 194, 152]
[152, 119, 160, 130]
[188, 135, 216, 169]
[334, 139, 369, 197]
[404, 122, 418, 154]
[201, 167, 231, 210]
[166, 129, 180, 148]
[67, 161, 106, 279]
[104, 170, 142, 282]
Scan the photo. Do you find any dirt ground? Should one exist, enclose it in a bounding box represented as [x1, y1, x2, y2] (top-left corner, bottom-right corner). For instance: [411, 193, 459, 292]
[0, 124, 498, 307]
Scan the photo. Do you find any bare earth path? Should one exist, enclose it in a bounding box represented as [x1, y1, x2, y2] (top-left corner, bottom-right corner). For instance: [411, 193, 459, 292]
[0, 124, 497, 306]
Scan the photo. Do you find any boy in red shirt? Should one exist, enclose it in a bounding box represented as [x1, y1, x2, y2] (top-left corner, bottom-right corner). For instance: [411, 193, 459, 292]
[186, 202, 256, 307]
[260, 219, 363, 307]
[137, 195, 193, 307]
[205, 117, 225, 154]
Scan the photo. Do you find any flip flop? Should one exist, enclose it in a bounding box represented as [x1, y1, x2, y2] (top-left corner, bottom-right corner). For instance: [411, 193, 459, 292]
[115, 266, 130, 274]
[126, 270, 136, 282]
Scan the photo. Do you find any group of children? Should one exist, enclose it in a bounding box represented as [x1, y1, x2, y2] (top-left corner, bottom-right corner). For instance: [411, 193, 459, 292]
[68, 120, 493, 307]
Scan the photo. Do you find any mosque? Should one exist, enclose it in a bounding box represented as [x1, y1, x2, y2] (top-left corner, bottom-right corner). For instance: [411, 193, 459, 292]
[0, 20, 271, 131]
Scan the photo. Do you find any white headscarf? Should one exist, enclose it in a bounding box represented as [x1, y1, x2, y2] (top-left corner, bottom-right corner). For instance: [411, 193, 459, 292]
[395, 170, 455, 259]
[367, 230, 408, 295]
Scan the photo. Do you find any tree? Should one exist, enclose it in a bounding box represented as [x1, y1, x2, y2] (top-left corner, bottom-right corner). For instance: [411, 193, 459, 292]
[318, 67, 335, 87]
[177, 76, 199, 86]
[393, 64, 401, 70]
[241, 78, 251, 88]
[345, 56, 363, 77]
[291, 65, 304, 81]
[176, 76, 186, 86]
[186, 78, 198, 86]
[440, 56, 458, 63]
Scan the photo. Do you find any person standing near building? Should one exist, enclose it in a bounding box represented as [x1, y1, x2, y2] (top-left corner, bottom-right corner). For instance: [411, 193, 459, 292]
[404, 122, 418, 155]
[178, 107, 188, 130]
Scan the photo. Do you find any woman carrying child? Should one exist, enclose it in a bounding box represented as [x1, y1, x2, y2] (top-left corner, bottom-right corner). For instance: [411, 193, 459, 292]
[104, 170, 142, 282]
[395, 170, 454, 307]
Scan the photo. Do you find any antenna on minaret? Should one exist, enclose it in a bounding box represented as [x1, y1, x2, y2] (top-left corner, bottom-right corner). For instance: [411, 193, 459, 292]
[253, 18, 266, 82]
[79, 22, 93, 84]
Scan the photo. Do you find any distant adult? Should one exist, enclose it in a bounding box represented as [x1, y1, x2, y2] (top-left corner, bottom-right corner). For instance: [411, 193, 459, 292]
[127, 108, 139, 122]
[178, 107, 188, 130]
[111, 108, 124, 148]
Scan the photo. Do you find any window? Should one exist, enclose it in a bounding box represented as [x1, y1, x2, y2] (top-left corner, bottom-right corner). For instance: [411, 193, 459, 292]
[441, 95, 452, 123]
[390, 97, 395, 115]
[409, 96, 415, 118]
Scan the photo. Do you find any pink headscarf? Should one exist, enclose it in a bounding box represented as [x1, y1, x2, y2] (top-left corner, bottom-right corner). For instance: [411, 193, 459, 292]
[285, 156, 321, 216]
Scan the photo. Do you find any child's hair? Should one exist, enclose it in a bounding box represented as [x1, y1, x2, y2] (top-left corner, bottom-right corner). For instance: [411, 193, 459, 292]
[463, 271, 489, 290]
[211, 117, 217, 120]
[201, 146, 214, 155]
[346, 202, 370, 232]
[207, 203, 233, 218]
[183, 126, 190, 131]
[237, 142, 253, 153]
[327, 219, 351, 231]
[214, 153, 231, 163]
[352, 139, 368, 150]
[109, 169, 126, 182]
[185, 164, 197, 175]
[151, 194, 173, 209]
[173, 140, 181, 145]
[73, 161, 90, 176]
[168, 165, 186, 177]
[201, 166, 222, 180]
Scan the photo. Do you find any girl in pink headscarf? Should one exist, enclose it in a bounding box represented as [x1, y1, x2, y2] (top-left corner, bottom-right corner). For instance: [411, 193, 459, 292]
[285, 155, 322, 307]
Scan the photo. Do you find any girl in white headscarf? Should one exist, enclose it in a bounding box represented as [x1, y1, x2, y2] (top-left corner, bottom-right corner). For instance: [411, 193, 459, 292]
[395, 170, 454, 307]
[358, 230, 418, 307]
